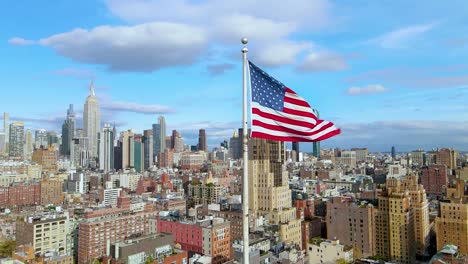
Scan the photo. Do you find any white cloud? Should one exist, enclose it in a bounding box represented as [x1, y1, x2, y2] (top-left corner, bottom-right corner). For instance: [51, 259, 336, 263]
[9, 0, 344, 71]
[102, 101, 175, 114]
[8, 37, 35, 46]
[297, 51, 348, 72]
[37, 22, 207, 72]
[347, 84, 390, 95]
[369, 23, 437, 48]
[255, 42, 311, 67]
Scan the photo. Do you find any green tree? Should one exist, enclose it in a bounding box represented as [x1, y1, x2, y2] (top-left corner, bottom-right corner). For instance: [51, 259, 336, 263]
[335, 258, 351, 264]
[0, 240, 16, 257]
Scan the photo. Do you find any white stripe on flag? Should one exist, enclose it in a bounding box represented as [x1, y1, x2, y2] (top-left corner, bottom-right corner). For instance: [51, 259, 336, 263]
[252, 102, 317, 125]
[252, 124, 339, 140]
[252, 113, 329, 133]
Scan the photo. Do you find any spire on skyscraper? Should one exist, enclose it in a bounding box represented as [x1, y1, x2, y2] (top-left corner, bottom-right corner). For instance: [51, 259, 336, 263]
[90, 80, 95, 96]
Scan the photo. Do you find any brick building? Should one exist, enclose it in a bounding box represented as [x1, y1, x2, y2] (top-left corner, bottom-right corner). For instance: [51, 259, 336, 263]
[40, 177, 64, 205]
[158, 217, 231, 263]
[421, 165, 448, 196]
[77, 207, 158, 263]
[0, 182, 41, 207]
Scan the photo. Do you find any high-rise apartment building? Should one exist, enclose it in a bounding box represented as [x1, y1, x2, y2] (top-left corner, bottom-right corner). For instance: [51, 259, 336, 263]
[374, 175, 430, 263]
[248, 138, 302, 248]
[351, 148, 368, 162]
[143, 129, 153, 170]
[99, 124, 114, 173]
[77, 207, 158, 263]
[40, 177, 64, 205]
[188, 172, 223, 206]
[83, 81, 101, 158]
[0, 132, 5, 155]
[34, 129, 48, 149]
[32, 146, 58, 173]
[436, 148, 458, 171]
[198, 129, 207, 152]
[152, 116, 166, 156]
[121, 130, 134, 169]
[9, 121, 25, 158]
[435, 180, 467, 255]
[24, 129, 33, 160]
[411, 149, 426, 167]
[292, 142, 299, 162]
[341, 150, 357, 168]
[421, 165, 448, 196]
[171, 130, 184, 153]
[158, 148, 174, 168]
[326, 197, 376, 257]
[60, 104, 75, 156]
[3, 112, 9, 153]
[16, 212, 71, 256]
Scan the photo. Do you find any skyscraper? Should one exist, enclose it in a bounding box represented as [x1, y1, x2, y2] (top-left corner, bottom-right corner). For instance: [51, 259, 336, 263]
[3, 112, 9, 153]
[143, 129, 153, 170]
[24, 129, 33, 160]
[229, 129, 242, 160]
[198, 129, 207, 152]
[0, 132, 5, 155]
[248, 138, 302, 248]
[171, 130, 184, 153]
[152, 116, 166, 156]
[34, 129, 48, 149]
[61, 104, 75, 156]
[122, 130, 134, 169]
[134, 134, 143, 173]
[83, 81, 101, 158]
[374, 175, 430, 262]
[99, 124, 114, 173]
[9, 121, 25, 158]
[292, 142, 299, 162]
[391, 146, 396, 159]
[312, 109, 320, 158]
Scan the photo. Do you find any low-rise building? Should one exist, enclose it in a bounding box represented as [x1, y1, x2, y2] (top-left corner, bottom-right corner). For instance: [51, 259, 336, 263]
[308, 239, 353, 264]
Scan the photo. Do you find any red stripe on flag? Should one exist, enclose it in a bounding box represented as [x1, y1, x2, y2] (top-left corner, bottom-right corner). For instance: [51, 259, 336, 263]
[251, 129, 341, 142]
[282, 107, 318, 120]
[252, 120, 331, 137]
[284, 96, 311, 108]
[285, 87, 296, 94]
[252, 108, 317, 129]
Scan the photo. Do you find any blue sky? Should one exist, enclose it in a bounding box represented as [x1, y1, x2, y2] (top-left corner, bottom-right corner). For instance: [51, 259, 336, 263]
[1, 0, 468, 151]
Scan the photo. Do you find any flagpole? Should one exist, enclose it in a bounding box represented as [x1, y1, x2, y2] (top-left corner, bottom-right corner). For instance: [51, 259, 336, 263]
[241, 37, 250, 264]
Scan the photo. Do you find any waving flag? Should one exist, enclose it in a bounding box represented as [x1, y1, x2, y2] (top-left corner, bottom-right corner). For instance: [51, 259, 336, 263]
[249, 61, 341, 142]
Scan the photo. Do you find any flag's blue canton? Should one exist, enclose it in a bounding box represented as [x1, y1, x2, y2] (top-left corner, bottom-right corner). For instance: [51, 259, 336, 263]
[249, 61, 285, 111]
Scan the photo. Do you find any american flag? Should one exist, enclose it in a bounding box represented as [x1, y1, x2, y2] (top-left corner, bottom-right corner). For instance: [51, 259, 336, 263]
[249, 61, 341, 142]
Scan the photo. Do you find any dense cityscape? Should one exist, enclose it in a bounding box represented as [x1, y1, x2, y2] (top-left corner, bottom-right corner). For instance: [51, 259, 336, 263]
[0, 82, 466, 264]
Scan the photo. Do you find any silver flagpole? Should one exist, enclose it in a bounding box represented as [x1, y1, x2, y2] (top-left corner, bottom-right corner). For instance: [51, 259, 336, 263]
[241, 37, 250, 264]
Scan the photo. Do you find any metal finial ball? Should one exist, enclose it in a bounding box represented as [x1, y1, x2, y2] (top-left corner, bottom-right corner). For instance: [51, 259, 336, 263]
[241, 38, 248, 45]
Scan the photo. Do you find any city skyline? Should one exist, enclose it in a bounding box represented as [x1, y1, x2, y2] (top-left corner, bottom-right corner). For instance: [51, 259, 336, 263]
[1, 1, 468, 151]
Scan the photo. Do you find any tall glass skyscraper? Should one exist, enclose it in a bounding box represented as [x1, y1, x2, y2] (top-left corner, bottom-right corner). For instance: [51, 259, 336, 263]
[152, 116, 166, 157]
[61, 104, 75, 156]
